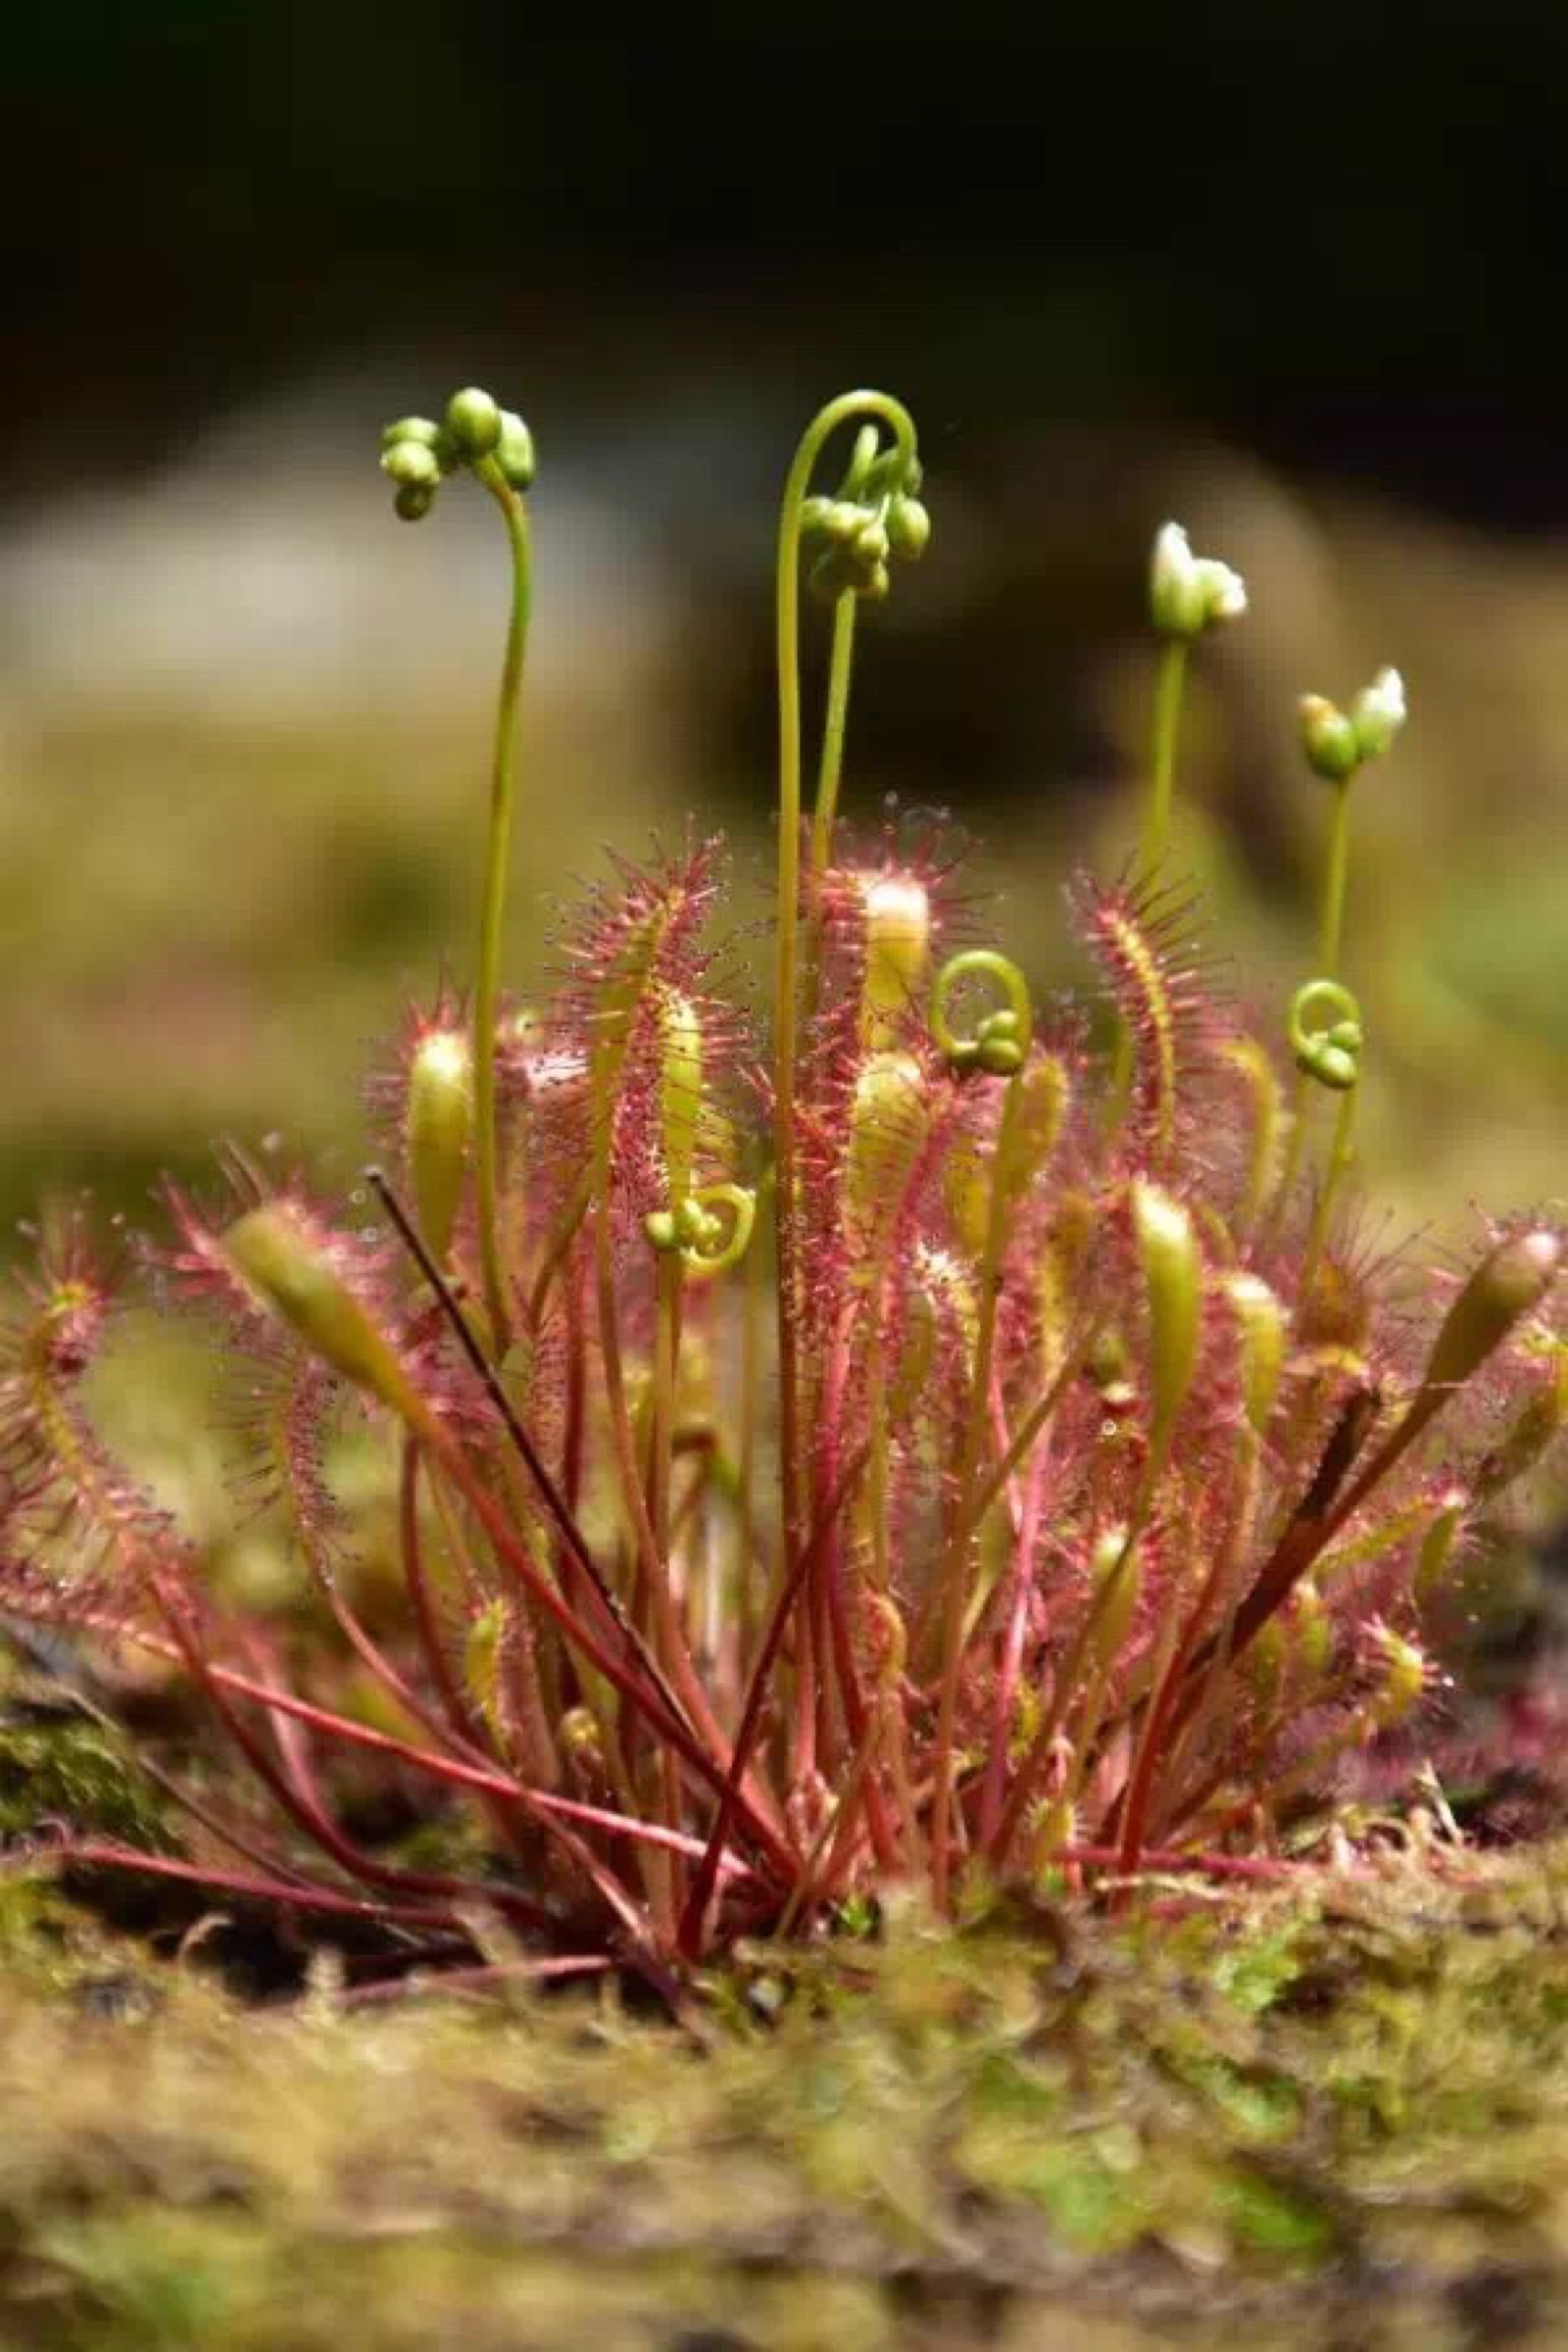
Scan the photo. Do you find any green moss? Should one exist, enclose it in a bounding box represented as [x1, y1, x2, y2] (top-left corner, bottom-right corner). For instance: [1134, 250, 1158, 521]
[0, 1848, 1567, 2344]
[0, 1654, 168, 1854]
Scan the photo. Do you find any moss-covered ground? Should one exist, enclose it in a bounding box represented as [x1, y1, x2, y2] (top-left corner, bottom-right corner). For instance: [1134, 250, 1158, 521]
[0, 1831, 1565, 2350]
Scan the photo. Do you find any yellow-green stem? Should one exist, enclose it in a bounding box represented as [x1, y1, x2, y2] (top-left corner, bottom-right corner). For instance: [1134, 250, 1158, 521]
[649, 1253, 683, 1563]
[1319, 776, 1352, 977]
[808, 590, 859, 890]
[1298, 1082, 1358, 1307]
[472, 463, 533, 1360]
[772, 394, 915, 1584]
[1140, 638, 1190, 872]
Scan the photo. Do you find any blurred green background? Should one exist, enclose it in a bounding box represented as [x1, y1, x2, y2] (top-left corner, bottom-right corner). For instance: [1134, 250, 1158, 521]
[0, 16, 1562, 1241]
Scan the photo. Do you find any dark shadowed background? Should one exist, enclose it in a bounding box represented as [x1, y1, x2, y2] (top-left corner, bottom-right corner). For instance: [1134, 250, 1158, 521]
[1, 15, 1563, 1231]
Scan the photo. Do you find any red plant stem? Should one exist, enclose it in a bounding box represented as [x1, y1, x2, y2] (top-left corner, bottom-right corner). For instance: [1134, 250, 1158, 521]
[58, 1844, 473, 1931]
[399, 1437, 486, 1748]
[986, 1556, 1145, 1871]
[562, 1241, 588, 1579]
[132, 1753, 322, 1894]
[810, 1318, 855, 1772]
[978, 1436, 1053, 1844]
[154, 1592, 553, 1933]
[1059, 1843, 1291, 1884]
[1113, 1491, 1244, 1877]
[929, 1068, 1026, 1912]
[820, 1528, 901, 1873]
[422, 1418, 793, 1874]
[285, 1466, 552, 1882]
[184, 1653, 755, 1882]
[372, 1167, 684, 1727]
[1154, 1385, 1381, 1753]
[677, 1449, 866, 1958]
[588, 1195, 748, 1805]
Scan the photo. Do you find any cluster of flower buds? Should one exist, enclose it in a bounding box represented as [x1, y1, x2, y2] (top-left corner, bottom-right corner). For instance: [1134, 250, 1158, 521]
[931, 951, 1032, 1079]
[643, 1183, 757, 1279]
[1298, 666, 1406, 783]
[1149, 521, 1248, 641]
[378, 387, 537, 521]
[800, 425, 930, 606]
[1289, 979, 1364, 1093]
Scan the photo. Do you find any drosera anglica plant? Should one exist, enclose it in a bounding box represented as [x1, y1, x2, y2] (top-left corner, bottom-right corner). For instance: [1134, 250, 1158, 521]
[0, 389, 1562, 1988]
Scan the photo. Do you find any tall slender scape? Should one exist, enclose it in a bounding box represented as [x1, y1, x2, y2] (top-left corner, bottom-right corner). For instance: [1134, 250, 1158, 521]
[380, 387, 538, 1353]
[0, 393, 1559, 1987]
[1140, 520, 1247, 870]
[769, 394, 921, 1579]
[1272, 667, 1407, 1242]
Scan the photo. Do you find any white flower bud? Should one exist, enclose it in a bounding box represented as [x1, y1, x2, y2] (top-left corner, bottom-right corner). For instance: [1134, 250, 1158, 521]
[1150, 521, 1248, 641]
[1351, 665, 1406, 761]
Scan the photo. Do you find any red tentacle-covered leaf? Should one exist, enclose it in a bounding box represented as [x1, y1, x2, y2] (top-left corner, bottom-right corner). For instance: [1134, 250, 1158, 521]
[1069, 869, 1235, 1168]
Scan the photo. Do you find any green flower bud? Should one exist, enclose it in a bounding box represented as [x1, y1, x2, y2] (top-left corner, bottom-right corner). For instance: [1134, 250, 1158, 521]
[1131, 1181, 1202, 1476]
[975, 1019, 1025, 1076]
[223, 1205, 416, 1420]
[1290, 980, 1365, 1093]
[406, 1028, 471, 1263]
[887, 495, 931, 561]
[394, 482, 436, 522]
[931, 951, 1033, 1082]
[1303, 1041, 1357, 1091]
[862, 445, 920, 502]
[444, 385, 503, 459]
[495, 410, 536, 490]
[382, 438, 441, 491]
[821, 500, 864, 545]
[854, 518, 891, 567]
[808, 549, 856, 606]
[859, 561, 892, 605]
[380, 416, 441, 453]
[1298, 694, 1360, 783]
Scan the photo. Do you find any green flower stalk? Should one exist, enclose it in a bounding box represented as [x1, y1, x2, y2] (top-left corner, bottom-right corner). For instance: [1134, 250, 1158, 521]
[379, 385, 537, 1358]
[1298, 665, 1406, 976]
[1140, 520, 1248, 871]
[770, 391, 921, 1581]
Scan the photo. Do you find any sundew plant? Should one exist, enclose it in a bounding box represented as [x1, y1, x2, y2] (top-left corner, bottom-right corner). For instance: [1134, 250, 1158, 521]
[2, 387, 1562, 1984]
